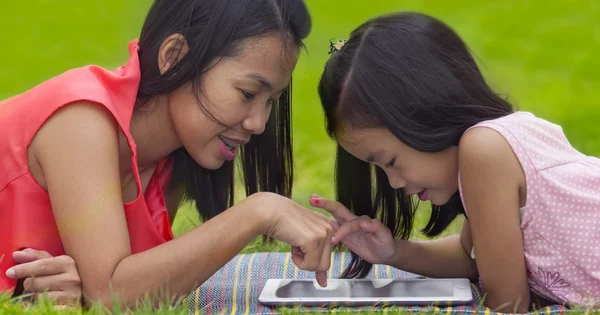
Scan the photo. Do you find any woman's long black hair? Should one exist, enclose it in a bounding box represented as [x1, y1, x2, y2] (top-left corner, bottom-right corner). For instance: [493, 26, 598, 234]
[318, 12, 513, 278]
[135, 0, 311, 220]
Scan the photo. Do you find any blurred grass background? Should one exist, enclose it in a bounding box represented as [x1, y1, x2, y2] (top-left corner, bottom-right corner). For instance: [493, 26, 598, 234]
[1, 1, 599, 252]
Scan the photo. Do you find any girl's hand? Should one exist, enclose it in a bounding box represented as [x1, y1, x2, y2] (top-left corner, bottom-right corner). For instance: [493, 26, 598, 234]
[310, 195, 396, 265]
[7, 248, 82, 305]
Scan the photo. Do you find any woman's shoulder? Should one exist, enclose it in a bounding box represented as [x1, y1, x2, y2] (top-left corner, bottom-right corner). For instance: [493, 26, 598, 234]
[0, 40, 141, 132]
[0, 41, 142, 172]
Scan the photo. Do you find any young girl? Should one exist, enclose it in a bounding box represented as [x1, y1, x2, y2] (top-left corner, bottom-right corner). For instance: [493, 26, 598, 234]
[312, 11, 600, 313]
[1, 0, 336, 307]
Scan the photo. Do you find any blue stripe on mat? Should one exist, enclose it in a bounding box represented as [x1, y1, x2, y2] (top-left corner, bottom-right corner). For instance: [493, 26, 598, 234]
[181, 252, 571, 315]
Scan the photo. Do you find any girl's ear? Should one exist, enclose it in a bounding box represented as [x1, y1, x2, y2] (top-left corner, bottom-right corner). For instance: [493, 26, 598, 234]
[157, 33, 190, 75]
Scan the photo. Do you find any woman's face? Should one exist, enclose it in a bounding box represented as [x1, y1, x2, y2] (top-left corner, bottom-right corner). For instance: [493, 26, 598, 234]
[168, 34, 298, 169]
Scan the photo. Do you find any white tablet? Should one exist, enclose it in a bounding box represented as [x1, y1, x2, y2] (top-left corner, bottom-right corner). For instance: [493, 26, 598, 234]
[258, 278, 473, 307]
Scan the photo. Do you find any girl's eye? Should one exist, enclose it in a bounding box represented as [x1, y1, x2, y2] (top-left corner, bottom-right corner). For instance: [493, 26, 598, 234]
[386, 157, 396, 168]
[241, 90, 255, 101]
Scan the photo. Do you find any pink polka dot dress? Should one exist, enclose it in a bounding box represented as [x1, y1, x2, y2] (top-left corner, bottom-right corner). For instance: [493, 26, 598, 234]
[460, 111, 600, 306]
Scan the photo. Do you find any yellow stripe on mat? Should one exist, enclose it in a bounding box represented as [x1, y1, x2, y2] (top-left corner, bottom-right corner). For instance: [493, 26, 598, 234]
[340, 251, 345, 274]
[374, 264, 380, 279]
[385, 265, 391, 278]
[327, 252, 335, 278]
[471, 283, 481, 300]
[193, 274, 201, 313]
[446, 306, 452, 314]
[282, 252, 291, 279]
[181, 297, 187, 309]
[545, 306, 551, 315]
[294, 257, 299, 279]
[229, 255, 245, 315]
[484, 307, 490, 315]
[243, 253, 258, 315]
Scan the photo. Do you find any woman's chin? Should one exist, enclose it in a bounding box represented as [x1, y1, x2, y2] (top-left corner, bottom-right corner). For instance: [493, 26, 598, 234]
[203, 158, 227, 170]
[189, 153, 227, 170]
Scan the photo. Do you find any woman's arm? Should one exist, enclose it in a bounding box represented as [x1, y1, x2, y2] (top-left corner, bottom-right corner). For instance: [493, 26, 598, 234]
[28, 101, 268, 306]
[16, 101, 333, 308]
[9, 249, 81, 305]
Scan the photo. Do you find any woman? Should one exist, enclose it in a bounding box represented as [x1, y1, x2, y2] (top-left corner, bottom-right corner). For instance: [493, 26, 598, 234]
[1, 0, 334, 308]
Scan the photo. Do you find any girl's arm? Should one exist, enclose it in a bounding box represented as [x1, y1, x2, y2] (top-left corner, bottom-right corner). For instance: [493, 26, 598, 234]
[387, 127, 530, 313]
[16, 101, 333, 307]
[457, 126, 530, 313]
[386, 221, 478, 280]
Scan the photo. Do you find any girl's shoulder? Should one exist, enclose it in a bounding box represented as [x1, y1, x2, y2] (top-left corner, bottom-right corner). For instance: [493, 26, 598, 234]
[465, 111, 588, 172]
[458, 124, 527, 204]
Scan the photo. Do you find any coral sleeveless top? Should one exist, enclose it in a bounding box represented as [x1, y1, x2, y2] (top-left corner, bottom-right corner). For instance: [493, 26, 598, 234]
[0, 40, 174, 293]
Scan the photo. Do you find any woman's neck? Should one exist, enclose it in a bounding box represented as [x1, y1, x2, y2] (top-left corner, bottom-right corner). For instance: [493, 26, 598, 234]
[118, 95, 182, 172]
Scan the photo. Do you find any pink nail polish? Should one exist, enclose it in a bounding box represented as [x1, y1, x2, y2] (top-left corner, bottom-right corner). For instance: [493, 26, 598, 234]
[310, 197, 319, 206]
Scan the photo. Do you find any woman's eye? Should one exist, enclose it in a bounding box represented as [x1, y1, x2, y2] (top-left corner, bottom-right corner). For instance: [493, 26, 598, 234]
[241, 90, 255, 101]
[386, 157, 396, 168]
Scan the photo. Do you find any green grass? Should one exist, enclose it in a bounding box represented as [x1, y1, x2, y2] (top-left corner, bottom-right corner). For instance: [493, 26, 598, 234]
[2, 0, 599, 313]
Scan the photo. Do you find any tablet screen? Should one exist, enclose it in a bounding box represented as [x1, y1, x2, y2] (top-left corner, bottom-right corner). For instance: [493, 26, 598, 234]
[351, 280, 453, 298]
[275, 280, 454, 298]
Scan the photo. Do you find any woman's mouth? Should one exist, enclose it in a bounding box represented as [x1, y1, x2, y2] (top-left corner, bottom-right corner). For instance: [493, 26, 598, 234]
[218, 135, 240, 161]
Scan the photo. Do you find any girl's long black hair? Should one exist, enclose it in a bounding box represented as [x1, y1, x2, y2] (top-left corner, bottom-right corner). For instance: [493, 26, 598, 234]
[318, 12, 513, 278]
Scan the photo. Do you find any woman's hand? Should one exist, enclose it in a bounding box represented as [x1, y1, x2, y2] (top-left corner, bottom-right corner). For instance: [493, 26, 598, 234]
[254, 192, 337, 287]
[7, 248, 82, 305]
[310, 195, 397, 265]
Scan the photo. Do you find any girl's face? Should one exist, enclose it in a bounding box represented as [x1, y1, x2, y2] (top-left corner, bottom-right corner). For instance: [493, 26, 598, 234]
[337, 126, 459, 206]
[168, 34, 297, 170]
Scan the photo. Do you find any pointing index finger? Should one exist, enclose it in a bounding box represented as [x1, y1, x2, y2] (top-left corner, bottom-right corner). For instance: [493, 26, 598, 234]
[310, 195, 356, 221]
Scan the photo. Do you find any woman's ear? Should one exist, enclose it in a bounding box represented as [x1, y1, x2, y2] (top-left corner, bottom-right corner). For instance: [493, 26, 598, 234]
[157, 33, 190, 75]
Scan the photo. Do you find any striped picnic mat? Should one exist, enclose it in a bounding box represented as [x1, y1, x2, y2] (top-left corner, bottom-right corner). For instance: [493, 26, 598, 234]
[180, 252, 572, 315]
